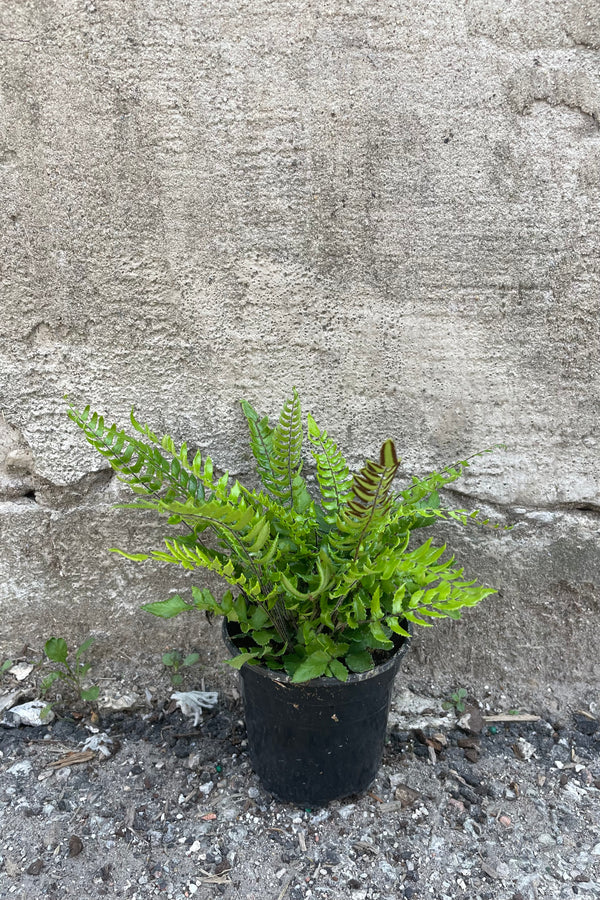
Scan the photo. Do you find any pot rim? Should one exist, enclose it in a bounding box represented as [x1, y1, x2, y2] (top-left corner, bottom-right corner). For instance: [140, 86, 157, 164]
[221, 618, 411, 686]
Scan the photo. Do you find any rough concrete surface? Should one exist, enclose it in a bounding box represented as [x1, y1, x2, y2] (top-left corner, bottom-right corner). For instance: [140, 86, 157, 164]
[0, 1, 599, 705]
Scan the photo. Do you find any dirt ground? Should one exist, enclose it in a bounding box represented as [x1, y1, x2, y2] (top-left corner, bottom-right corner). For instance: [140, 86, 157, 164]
[1, 663, 599, 900]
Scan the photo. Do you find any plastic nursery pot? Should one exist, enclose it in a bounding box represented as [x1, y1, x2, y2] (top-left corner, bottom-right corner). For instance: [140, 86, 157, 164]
[223, 620, 411, 806]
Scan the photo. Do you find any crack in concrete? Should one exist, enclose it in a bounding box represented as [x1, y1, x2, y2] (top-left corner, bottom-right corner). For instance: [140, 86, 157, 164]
[0, 468, 114, 508]
[0, 473, 597, 520]
[444, 485, 600, 518]
[527, 96, 599, 129]
[564, 29, 600, 52]
[0, 35, 34, 45]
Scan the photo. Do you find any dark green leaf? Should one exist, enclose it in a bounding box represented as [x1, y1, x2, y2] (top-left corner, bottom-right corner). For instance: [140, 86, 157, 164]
[80, 686, 99, 702]
[142, 594, 191, 618]
[225, 651, 260, 669]
[191, 586, 220, 613]
[291, 650, 330, 683]
[345, 649, 373, 674]
[44, 638, 68, 664]
[75, 637, 94, 660]
[252, 630, 274, 646]
[162, 651, 181, 667]
[368, 620, 394, 648]
[41, 672, 61, 692]
[328, 658, 349, 682]
[249, 607, 270, 629]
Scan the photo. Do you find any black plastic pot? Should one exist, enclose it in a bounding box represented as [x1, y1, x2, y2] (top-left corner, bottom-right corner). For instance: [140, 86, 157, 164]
[223, 621, 411, 805]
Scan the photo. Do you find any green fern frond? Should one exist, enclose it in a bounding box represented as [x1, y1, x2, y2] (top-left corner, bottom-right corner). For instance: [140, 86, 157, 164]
[129, 407, 159, 442]
[307, 413, 352, 525]
[240, 399, 277, 495]
[151, 496, 273, 564]
[270, 388, 311, 510]
[331, 439, 400, 559]
[237, 484, 315, 543]
[397, 444, 507, 505]
[395, 566, 496, 628]
[68, 404, 208, 504]
[391, 503, 512, 531]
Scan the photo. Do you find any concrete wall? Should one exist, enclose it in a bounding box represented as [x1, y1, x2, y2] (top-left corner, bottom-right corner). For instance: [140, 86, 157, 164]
[1, 0, 599, 707]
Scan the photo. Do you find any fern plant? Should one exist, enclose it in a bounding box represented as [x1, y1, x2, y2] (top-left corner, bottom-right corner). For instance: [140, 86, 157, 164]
[67, 390, 507, 683]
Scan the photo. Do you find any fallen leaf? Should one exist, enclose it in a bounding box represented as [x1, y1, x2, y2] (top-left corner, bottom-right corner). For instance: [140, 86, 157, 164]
[81, 733, 114, 758]
[48, 751, 95, 770]
[353, 841, 377, 855]
[575, 709, 596, 719]
[100, 864, 112, 882]
[98, 692, 139, 712]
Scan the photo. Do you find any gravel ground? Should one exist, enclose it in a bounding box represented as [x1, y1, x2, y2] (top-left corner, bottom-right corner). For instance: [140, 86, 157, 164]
[1, 671, 599, 900]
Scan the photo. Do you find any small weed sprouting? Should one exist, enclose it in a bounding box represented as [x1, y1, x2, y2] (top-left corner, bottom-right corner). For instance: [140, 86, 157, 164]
[1, 659, 13, 677]
[162, 650, 200, 686]
[41, 637, 99, 704]
[40, 702, 55, 722]
[442, 687, 468, 714]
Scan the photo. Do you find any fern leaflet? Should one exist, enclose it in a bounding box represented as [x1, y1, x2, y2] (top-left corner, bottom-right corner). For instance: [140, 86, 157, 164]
[307, 413, 352, 525]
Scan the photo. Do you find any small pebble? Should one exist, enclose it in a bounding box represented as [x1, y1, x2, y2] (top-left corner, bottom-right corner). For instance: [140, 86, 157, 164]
[538, 833, 554, 845]
[69, 835, 84, 857]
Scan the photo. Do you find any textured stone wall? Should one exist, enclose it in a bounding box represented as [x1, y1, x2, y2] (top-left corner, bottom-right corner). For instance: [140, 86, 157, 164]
[1, 0, 599, 706]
